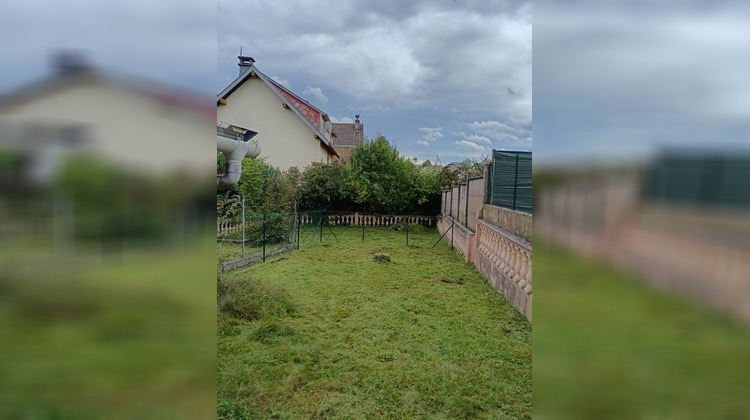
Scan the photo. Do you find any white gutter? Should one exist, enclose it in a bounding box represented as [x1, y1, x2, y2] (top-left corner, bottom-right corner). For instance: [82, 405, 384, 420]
[217, 122, 260, 190]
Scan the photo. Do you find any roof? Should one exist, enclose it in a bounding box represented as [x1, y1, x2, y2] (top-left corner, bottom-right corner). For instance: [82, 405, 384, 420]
[332, 122, 364, 147]
[0, 65, 215, 120]
[217, 64, 339, 158]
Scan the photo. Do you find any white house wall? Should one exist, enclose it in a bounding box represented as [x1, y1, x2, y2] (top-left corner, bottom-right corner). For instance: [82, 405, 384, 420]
[3, 80, 214, 176]
[217, 77, 332, 171]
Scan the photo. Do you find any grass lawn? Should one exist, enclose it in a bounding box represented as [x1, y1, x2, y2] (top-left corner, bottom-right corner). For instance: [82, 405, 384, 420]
[0, 235, 217, 419]
[218, 240, 265, 264]
[533, 239, 750, 419]
[217, 225, 532, 419]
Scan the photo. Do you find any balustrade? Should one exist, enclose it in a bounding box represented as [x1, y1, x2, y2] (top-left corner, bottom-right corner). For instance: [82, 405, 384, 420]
[476, 220, 532, 296]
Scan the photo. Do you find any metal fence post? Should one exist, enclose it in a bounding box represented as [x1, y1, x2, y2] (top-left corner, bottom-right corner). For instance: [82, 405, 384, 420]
[465, 177, 470, 227]
[450, 218, 454, 249]
[513, 153, 519, 210]
[241, 195, 245, 259]
[262, 211, 266, 262]
[489, 149, 495, 206]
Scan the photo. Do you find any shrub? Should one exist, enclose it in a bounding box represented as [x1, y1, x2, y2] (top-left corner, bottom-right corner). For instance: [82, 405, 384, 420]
[244, 212, 291, 246]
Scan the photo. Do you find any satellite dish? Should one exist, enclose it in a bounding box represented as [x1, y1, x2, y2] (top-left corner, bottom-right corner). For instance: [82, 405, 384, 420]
[324, 121, 333, 134]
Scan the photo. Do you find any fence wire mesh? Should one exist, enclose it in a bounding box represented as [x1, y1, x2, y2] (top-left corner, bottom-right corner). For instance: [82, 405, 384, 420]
[217, 209, 441, 270]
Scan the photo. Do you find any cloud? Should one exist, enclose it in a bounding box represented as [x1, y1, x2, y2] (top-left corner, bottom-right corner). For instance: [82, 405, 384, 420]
[218, 0, 531, 119]
[464, 134, 492, 144]
[217, 0, 532, 163]
[455, 140, 486, 153]
[331, 116, 354, 123]
[1, 0, 216, 94]
[418, 126, 443, 142]
[467, 120, 519, 137]
[303, 86, 328, 104]
[534, 3, 750, 163]
[271, 76, 291, 89]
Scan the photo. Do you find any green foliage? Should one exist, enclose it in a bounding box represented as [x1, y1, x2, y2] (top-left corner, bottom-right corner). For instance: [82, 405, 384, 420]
[217, 152, 226, 174]
[295, 135, 448, 215]
[244, 213, 290, 246]
[296, 161, 354, 211]
[349, 135, 421, 214]
[236, 158, 266, 210]
[222, 133, 464, 219]
[53, 154, 198, 242]
[217, 160, 300, 248]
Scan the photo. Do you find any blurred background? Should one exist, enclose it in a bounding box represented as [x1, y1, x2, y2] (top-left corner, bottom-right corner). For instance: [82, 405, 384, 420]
[534, 1, 750, 418]
[0, 1, 216, 418]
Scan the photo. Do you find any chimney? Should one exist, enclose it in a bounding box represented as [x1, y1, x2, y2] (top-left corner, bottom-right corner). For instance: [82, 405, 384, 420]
[354, 114, 361, 131]
[52, 51, 91, 76]
[238, 55, 255, 76]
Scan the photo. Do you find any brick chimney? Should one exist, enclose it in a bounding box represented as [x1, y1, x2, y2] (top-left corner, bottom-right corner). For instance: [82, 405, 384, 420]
[354, 114, 361, 131]
[238, 55, 255, 76]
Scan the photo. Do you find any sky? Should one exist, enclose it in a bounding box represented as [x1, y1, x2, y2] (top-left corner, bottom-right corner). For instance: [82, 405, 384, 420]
[534, 1, 750, 166]
[0, 0, 216, 97]
[3, 1, 746, 167]
[217, 0, 532, 165]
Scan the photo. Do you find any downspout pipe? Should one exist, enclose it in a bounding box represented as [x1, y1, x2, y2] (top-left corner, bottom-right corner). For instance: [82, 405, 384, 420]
[217, 123, 260, 190]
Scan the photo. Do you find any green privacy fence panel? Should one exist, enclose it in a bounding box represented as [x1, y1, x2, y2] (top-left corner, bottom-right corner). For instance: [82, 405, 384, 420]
[489, 150, 532, 213]
[644, 152, 750, 210]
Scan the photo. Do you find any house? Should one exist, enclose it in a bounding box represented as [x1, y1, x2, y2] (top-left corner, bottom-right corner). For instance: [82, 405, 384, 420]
[217, 56, 339, 171]
[445, 162, 462, 171]
[0, 52, 215, 186]
[331, 114, 364, 161]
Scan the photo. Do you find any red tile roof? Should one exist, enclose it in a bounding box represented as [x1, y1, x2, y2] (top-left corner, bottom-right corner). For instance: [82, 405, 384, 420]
[271, 81, 320, 130]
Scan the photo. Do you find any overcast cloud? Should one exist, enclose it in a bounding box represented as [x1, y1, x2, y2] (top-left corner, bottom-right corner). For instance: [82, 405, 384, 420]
[218, 0, 532, 164]
[534, 1, 750, 165]
[0, 0, 215, 96]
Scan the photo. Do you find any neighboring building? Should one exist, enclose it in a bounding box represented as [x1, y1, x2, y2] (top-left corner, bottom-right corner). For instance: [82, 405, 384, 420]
[445, 162, 461, 171]
[217, 56, 339, 171]
[331, 114, 364, 161]
[0, 52, 215, 185]
[421, 164, 442, 173]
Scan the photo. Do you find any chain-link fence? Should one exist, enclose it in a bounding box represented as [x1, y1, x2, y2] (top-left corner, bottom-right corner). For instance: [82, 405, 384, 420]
[217, 209, 441, 271]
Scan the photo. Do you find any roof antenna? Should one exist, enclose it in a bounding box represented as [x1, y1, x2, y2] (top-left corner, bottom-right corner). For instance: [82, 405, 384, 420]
[240, 46, 243, 56]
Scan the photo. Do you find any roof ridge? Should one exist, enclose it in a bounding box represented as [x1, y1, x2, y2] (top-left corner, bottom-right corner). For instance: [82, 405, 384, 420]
[269, 80, 325, 114]
[217, 63, 339, 159]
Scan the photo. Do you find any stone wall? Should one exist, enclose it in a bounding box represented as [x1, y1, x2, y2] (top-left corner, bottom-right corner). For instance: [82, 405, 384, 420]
[481, 205, 532, 243]
[437, 215, 475, 263]
[475, 219, 532, 322]
[535, 172, 750, 323]
[439, 178, 533, 323]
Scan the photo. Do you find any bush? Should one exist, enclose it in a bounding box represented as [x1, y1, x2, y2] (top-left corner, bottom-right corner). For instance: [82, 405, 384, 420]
[244, 212, 291, 246]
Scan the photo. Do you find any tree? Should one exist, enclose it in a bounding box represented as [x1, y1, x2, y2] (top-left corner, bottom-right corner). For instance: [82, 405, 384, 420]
[349, 135, 420, 214]
[296, 161, 354, 211]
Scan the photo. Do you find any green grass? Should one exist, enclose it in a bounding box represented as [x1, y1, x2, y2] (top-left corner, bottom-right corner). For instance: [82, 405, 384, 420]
[0, 235, 217, 419]
[217, 225, 532, 419]
[533, 239, 750, 419]
[218, 240, 265, 264]
[217, 222, 440, 265]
